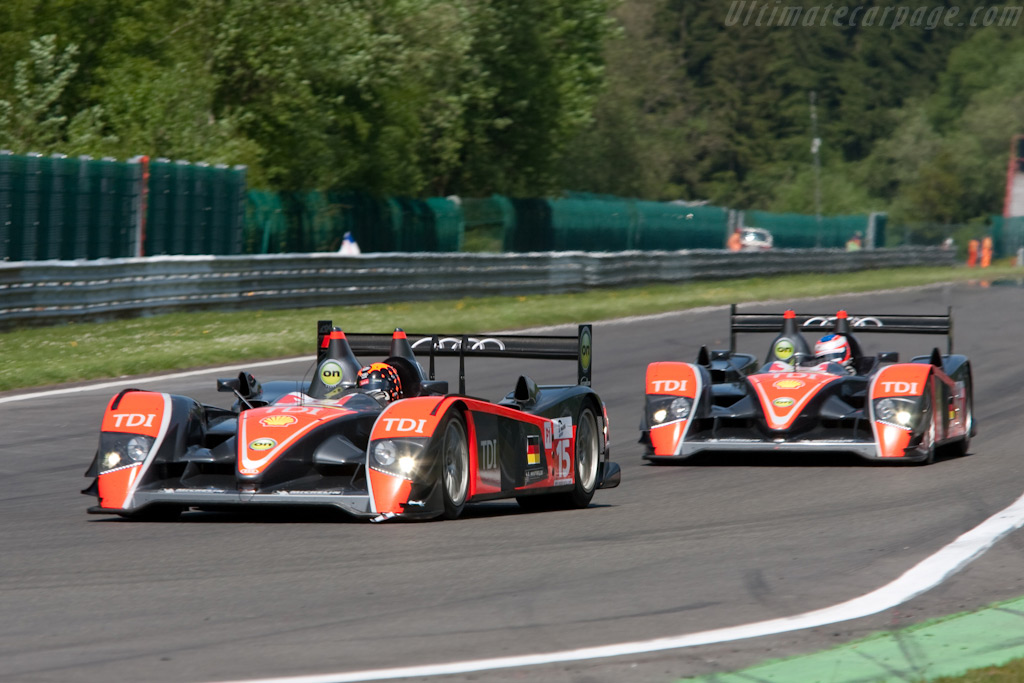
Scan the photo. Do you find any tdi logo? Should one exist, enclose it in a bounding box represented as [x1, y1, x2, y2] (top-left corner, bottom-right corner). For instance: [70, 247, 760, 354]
[112, 413, 156, 429]
[651, 379, 688, 393]
[381, 418, 427, 434]
[479, 439, 498, 470]
[882, 381, 919, 394]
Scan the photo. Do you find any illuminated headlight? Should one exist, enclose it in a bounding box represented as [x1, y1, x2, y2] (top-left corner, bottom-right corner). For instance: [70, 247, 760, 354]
[102, 451, 122, 470]
[369, 439, 428, 480]
[649, 397, 693, 424]
[874, 398, 918, 429]
[98, 434, 154, 472]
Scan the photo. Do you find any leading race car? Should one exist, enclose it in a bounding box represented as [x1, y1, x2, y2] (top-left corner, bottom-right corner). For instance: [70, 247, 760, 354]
[83, 322, 620, 521]
[640, 305, 975, 464]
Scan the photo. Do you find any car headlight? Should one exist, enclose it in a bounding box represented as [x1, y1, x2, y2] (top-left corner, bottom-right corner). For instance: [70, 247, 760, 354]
[669, 397, 692, 420]
[369, 438, 428, 480]
[372, 440, 397, 467]
[98, 434, 154, 472]
[649, 396, 692, 424]
[874, 397, 919, 429]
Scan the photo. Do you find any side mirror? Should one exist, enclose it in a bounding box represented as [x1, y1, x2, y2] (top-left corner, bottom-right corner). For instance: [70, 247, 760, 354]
[877, 351, 899, 363]
[792, 351, 811, 366]
[217, 377, 240, 393]
[420, 380, 449, 396]
[217, 372, 261, 411]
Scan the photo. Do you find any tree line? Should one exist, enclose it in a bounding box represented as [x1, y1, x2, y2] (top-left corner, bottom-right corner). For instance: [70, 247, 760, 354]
[1, 0, 1021, 229]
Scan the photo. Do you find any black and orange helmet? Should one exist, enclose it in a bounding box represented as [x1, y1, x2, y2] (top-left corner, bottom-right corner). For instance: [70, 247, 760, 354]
[356, 362, 402, 402]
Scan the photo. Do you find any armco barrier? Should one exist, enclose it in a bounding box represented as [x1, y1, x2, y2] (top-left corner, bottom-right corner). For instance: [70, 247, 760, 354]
[0, 247, 955, 328]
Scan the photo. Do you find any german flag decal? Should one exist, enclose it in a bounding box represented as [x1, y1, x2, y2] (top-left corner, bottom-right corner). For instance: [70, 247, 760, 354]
[527, 435, 541, 465]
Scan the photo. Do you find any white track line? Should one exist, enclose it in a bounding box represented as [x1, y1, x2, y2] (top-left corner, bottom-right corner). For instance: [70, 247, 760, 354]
[212, 490, 1024, 682]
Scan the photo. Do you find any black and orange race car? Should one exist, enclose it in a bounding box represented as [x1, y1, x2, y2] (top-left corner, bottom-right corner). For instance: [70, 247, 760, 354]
[640, 305, 975, 464]
[84, 322, 620, 521]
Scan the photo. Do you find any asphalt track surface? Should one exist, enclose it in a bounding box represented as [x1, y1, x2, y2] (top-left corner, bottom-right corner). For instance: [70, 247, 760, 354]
[4, 282, 1024, 683]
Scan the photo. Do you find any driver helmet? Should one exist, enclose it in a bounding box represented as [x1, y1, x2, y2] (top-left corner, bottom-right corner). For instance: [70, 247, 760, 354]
[356, 362, 402, 403]
[814, 333, 852, 367]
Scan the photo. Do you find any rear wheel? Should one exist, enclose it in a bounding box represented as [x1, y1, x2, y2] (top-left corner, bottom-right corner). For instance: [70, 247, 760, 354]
[517, 405, 600, 511]
[943, 375, 974, 458]
[565, 406, 600, 508]
[439, 411, 469, 520]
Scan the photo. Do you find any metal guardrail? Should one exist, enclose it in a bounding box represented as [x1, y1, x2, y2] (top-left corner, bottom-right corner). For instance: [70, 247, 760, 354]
[0, 247, 956, 328]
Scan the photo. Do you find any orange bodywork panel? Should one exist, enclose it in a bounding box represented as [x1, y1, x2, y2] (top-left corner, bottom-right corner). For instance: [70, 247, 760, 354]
[237, 399, 355, 478]
[871, 364, 932, 398]
[646, 362, 700, 456]
[98, 391, 171, 509]
[368, 469, 414, 515]
[871, 364, 933, 458]
[747, 372, 841, 431]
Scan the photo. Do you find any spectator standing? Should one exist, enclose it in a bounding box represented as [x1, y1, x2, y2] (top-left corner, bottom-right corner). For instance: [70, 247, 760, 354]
[339, 231, 361, 255]
[727, 229, 742, 252]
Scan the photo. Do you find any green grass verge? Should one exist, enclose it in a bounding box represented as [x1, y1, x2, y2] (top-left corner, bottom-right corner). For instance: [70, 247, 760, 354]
[2, 264, 1019, 393]
[932, 660, 1024, 682]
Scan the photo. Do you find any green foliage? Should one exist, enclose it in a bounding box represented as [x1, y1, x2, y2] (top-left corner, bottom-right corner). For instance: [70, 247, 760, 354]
[0, 0, 1019, 230]
[0, 0, 611, 196]
[0, 34, 79, 152]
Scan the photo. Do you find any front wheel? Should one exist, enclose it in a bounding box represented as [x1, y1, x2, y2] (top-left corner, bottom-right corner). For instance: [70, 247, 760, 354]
[438, 411, 469, 520]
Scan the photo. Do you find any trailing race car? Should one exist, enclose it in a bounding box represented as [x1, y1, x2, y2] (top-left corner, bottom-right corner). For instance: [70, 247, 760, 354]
[84, 322, 620, 521]
[640, 305, 975, 464]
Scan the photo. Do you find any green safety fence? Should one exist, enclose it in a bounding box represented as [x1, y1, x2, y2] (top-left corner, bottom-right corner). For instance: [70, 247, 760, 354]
[244, 190, 464, 254]
[634, 201, 729, 250]
[991, 215, 1024, 258]
[502, 195, 730, 252]
[0, 151, 246, 260]
[0, 152, 142, 260]
[145, 159, 246, 256]
[744, 210, 873, 249]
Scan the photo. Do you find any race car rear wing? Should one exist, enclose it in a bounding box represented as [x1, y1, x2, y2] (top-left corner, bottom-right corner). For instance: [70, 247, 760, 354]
[336, 324, 594, 389]
[729, 305, 954, 353]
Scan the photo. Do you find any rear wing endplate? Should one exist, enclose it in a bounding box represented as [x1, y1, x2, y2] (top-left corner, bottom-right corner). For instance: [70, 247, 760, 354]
[729, 304, 954, 353]
[345, 325, 594, 387]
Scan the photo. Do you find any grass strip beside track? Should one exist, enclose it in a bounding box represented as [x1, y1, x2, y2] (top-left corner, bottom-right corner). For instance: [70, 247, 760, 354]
[679, 596, 1024, 683]
[2, 264, 1019, 393]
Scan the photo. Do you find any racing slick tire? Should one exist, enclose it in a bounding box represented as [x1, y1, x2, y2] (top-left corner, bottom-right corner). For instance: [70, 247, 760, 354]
[941, 373, 974, 459]
[438, 410, 470, 520]
[517, 405, 600, 511]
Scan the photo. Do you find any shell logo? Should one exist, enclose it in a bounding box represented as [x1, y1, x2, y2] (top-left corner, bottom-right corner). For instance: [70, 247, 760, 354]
[774, 379, 805, 390]
[260, 415, 298, 427]
[773, 397, 795, 408]
[249, 438, 276, 451]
